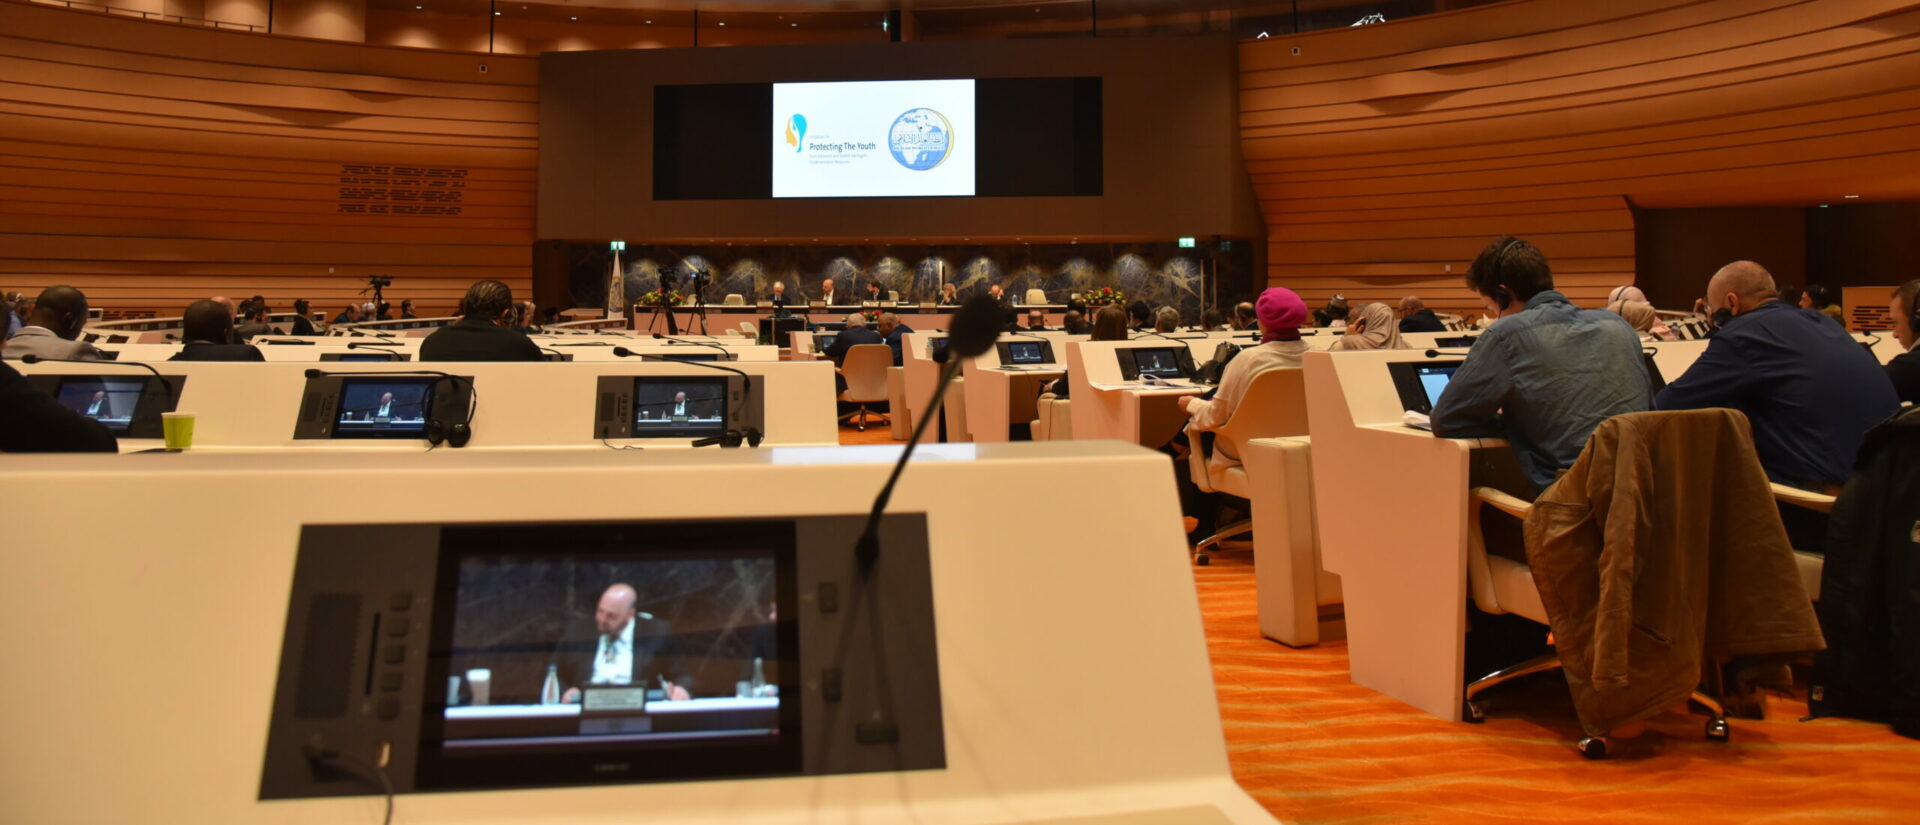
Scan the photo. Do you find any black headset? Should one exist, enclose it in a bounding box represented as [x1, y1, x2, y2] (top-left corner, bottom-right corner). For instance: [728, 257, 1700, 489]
[1487, 238, 1523, 310]
[423, 374, 477, 448]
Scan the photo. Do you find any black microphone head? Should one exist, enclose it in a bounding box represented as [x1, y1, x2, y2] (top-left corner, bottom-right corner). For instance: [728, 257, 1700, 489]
[932, 348, 950, 364]
[1424, 349, 1441, 358]
[651, 333, 666, 340]
[949, 296, 1003, 359]
[304, 368, 324, 378]
[20, 354, 40, 364]
[612, 346, 634, 357]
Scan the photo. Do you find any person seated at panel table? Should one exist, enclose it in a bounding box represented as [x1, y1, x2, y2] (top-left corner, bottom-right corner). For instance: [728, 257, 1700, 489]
[1126, 300, 1152, 333]
[937, 282, 959, 306]
[3, 286, 104, 362]
[768, 280, 791, 313]
[823, 312, 883, 367]
[332, 303, 362, 326]
[864, 281, 885, 304]
[1395, 295, 1447, 333]
[1045, 305, 1130, 401]
[169, 299, 267, 361]
[1886, 278, 1920, 404]
[1429, 236, 1652, 497]
[420, 280, 545, 362]
[289, 299, 319, 336]
[553, 583, 693, 704]
[1022, 309, 1050, 332]
[233, 303, 274, 342]
[1800, 284, 1846, 326]
[82, 390, 108, 418]
[1605, 298, 1675, 342]
[0, 354, 116, 452]
[817, 278, 841, 306]
[1061, 310, 1089, 336]
[1331, 302, 1408, 351]
[1656, 261, 1898, 497]
[1152, 306, 1181, 335]
[361, 391, 423, 422]
[1232, 301, 1259, 332]
[876, 312, 913, 367]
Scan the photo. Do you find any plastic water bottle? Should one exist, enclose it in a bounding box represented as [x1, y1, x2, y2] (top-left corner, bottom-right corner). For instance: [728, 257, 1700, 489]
[750, 657, 766, 697]
[541, 664, 561, 705]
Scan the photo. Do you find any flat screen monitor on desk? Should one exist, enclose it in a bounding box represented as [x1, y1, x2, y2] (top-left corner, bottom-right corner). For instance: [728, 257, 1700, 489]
[38, 374, 184, 438]
[640, 352, 736, 363]
[928, 337, 951, 359]
[1116, 346, 1195, 381]
[292, 373, 471, 440]
[260, 517, 942, 799]
[630, 376, 729, 438]
[815, 333, 838, 355]
[1434, 335, 1477, 349]
[1387, 360, 1462, 415]
[997, 339, 1054, 366]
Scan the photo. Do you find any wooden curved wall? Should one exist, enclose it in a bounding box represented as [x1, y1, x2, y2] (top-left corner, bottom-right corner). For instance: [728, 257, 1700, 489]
[0, 0, 537, 317]
[1240, 0, 1920, 315]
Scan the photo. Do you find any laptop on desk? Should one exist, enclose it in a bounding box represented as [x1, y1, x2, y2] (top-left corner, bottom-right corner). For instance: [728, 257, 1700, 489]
[1386, 360, 1462, 430]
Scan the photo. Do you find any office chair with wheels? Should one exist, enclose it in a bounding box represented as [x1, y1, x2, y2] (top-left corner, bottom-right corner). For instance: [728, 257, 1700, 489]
[1184, 368, 1310, 565]
[1771, 483, 1833, 601]
[837, 344, 892, 431]
[1462, 410, 1820, 759]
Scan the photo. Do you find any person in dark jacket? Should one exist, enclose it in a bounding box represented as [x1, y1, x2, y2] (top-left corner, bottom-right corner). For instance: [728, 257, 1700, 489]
[823, 313, 883, 367]
[1810, 405, 1920, 740]
[421, 280, 545, 362]
[169, 299, 266, 361]
[1397, 296, 1447, 332]
[1656, 261, 1898, 491]
[0, 359, 118, 452]
[290, 299, 319, 336]
[1885, 278, 1920, 404]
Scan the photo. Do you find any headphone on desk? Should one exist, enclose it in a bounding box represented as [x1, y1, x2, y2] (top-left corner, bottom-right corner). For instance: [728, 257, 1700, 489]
[423, 374, 477, 448]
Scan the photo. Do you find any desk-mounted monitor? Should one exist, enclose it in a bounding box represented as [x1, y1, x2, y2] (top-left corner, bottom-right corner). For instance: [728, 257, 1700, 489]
[928, 337, 951, 359]
[260, 516, 943, 798]
[292, 373, 472, 440]
[996, 339, 1054, 366]
[28, 373, 186, 438]
[1115, 346, 1195, 381]
[1434, 335, 1477, 349]
[639, 351, 738, 363]
[320, 351, 413, 362]
[1387, 360, 1462, 415]
[593, 375, 763, 441]
[815, 333, 838, 354]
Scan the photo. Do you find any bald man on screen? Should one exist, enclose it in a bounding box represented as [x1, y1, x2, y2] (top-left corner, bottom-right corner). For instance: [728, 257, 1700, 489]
[556, 583, 692, 703]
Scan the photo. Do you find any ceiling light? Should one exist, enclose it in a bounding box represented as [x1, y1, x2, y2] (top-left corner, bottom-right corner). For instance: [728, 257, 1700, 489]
[569, 15, 576, 19]
[413, 4, 421, 8]
[791, 22, 797, 26]
[718, 21, 725, 26]
[1844, 194, 1861, 199]
[645, 19, 651, 23]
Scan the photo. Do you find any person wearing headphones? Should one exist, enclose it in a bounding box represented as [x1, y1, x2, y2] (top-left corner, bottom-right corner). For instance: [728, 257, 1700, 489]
[1658, 262, 1898, 492]
[170, 299, 266, 361]
[1887, 278, 1920, 404]
[1429, 236, 1652, 495]
[421, 280, 545, 362]
[2, 286, 104, 362]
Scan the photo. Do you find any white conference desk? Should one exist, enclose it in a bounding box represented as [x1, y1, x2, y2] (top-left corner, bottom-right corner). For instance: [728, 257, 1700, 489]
[15, 359, 839, 452]
[0, 443, 1277, 825]
[85, 337, 779, 364]
[902, 332, 957, 442]
[1064, 340, 1214, 447]
[959, 333, 1085, 442]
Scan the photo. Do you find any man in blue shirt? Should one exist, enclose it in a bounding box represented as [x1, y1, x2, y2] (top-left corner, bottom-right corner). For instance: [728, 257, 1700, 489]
[876, 312, 913, 367]
[1431, 236, 1654, 493]
[1656, 261, 1898, 490]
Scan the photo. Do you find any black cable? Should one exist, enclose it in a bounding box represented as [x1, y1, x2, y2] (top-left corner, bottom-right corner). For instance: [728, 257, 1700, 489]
[303, 745, 394, 825]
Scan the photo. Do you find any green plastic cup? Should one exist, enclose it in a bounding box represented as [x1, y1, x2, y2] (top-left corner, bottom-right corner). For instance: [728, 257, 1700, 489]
[161, 412, 196, 451]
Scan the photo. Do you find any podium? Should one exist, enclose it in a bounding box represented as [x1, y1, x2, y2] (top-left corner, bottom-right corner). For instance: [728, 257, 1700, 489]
[759, 314, 807, 348]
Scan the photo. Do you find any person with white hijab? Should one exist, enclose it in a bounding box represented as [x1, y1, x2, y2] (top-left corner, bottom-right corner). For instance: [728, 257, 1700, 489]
[1332, 302, 1408, 350]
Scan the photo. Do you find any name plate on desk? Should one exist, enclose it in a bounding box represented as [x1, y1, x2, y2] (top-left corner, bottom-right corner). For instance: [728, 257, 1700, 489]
[583, 686, 649, 713]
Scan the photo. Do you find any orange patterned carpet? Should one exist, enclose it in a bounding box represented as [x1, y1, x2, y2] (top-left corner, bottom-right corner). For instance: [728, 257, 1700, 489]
[835, 427, 1920, 822]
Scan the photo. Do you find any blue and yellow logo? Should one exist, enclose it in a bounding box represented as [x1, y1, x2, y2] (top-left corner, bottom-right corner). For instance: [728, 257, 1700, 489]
[784, 114, 807, 152]
[889, 108, 952, 171]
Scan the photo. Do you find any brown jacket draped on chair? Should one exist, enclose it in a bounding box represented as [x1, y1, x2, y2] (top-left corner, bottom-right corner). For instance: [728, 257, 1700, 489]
[1522, 409, 1825, 737]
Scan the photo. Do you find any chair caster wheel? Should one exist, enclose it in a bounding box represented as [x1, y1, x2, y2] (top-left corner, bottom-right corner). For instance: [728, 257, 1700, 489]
[1463, 699, 1486, 723]
[1194, 553, 1210, 566]
[1705, 718, 1730, 741]
[1578, 737, 1609, 759]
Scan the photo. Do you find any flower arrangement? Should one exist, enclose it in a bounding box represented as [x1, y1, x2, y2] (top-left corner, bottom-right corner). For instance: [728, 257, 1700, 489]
[1079, 287, 1128, 307]
[859, 310, 880, 323]
[637, 288, 685, 308]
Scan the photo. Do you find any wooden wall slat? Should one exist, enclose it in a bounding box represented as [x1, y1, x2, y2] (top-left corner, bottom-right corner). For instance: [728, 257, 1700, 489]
[1239, 0, 1920, 317]
[0, 1, 537, 316]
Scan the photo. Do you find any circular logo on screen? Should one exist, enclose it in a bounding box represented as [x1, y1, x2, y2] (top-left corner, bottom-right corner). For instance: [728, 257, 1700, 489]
[888, 108, 954, 171]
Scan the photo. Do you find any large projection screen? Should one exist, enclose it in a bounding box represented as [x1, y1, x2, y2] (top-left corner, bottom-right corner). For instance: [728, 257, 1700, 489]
[772, 79, 976, 199]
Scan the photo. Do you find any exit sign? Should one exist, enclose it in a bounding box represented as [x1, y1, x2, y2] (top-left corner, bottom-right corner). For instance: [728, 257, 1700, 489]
[1177, 237, 1196, 248]
[610, 240, 626, 251]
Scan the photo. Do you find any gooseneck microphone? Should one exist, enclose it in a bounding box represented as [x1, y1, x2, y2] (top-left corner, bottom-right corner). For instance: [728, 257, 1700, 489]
[347, 341, 400, 351]
[855, 295, 1002, 572]
[650, 333, 737, 360]
[1423, 348, 1474, 358]
[20, 354, 167, 387]
[611, 347, 761, 447]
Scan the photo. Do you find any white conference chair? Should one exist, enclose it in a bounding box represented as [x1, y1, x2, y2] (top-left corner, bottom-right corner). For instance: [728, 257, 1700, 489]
[837, 344, 892, 431]
[1771, 483, 1834, 601]
[723, 294, 745, 307]
[1024, 288, 1048, 306]
[1185, 367, 1311, 565]
[739, 321, 757, 337]
[886, 366, 911, 439]
[1031, 392, 1073, 440]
